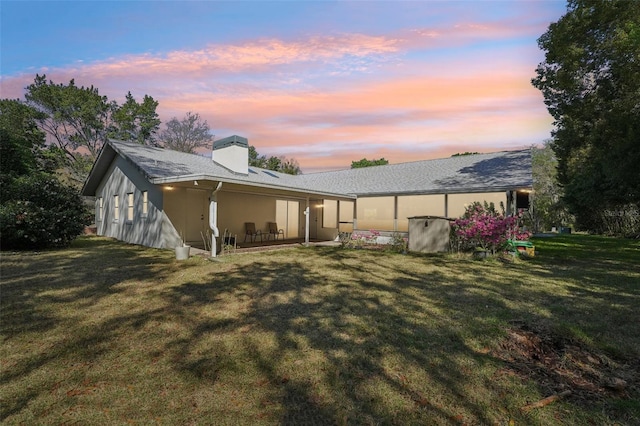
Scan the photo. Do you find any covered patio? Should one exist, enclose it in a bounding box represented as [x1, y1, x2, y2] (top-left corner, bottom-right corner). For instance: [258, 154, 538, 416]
[159, 178, 352, 257]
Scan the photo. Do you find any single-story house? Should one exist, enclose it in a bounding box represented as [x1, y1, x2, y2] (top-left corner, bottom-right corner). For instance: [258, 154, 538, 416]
[81, 136, 533, 255]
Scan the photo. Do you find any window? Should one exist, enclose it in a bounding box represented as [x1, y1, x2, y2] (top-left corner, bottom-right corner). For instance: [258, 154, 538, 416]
[276, 199, 300, 238]
[396, 194, 445, 231]
[142, 191, 148, 217]
[113, 195, 120, 221]
[338, 200, 354, 232]
[322, 199, 337, 228]
[127, 192, 134, 222]
[96, 197, 103, 222]
[356, 196, 395, 231]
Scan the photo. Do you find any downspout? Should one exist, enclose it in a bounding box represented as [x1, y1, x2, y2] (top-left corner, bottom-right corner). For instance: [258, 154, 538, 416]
[209, 182, 223, 257]
[304, 201, 310, 246]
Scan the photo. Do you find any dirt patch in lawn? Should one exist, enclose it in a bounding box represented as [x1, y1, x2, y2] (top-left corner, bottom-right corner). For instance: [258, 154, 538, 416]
[493, 321, 639, 407]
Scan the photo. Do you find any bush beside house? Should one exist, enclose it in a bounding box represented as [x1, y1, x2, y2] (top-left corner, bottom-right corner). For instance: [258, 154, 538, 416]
[0, 174, 90, 250]
[0, 99, 90, 250]
[451, 202, 531, 255]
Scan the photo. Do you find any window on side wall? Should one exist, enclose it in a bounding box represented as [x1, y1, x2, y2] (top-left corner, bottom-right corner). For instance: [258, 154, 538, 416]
[113, 195, 120, 222]
[142, 191, 148, 218]
[96, 197, 103, 222]
[126, 192, 134, 222]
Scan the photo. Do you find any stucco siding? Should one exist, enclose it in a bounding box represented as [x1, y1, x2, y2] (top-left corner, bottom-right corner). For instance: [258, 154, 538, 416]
[397, 194, 446, 232]
[162, 187, 210, 246]
[447, 192, 507, 218]
[217, 190, 279, 240]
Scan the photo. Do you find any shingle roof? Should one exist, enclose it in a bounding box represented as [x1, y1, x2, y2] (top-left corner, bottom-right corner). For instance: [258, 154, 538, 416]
[81, 140, 347, 198]
[298, 149, 533, 196]
[82, 139, 532, 198]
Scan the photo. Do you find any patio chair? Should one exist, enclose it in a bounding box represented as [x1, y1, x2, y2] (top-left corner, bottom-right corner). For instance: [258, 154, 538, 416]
[268, 222, 285, 240]
[244, 222, 263, 242]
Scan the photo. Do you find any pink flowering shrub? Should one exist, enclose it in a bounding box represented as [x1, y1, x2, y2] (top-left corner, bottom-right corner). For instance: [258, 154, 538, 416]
[349, 229, 380, 247]
[452, 202, 531, 253]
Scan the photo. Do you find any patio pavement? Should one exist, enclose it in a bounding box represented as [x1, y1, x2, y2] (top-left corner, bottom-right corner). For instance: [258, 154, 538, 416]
[188, 238, 340, 257]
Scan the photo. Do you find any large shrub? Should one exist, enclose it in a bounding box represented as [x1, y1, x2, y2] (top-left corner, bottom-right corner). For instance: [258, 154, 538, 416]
[0, 174, 90, 250]
[451, 202, 531, 253]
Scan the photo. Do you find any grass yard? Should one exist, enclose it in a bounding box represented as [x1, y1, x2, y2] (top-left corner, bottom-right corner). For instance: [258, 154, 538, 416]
[1, 234, 639, 425]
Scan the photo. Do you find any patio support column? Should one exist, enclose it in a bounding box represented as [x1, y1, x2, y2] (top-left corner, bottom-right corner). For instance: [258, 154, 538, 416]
[444, 194, 449, 217]
[394, 196, 398, 232]
[209, 182, 222, 257]
[352, 199, 357, 230]
[304, 200, 310, 246]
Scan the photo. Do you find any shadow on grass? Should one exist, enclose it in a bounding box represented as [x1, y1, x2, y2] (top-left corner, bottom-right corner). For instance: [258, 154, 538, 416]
[0, 236, 199, 419]
[2, 234, 638, 424]
[166, 236, 639, 424]
[169, 259, 487, 423]
[1, 237, 179, 338]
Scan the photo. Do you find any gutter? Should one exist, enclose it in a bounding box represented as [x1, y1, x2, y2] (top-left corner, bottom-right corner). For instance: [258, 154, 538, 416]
[150, 174, 356, 200]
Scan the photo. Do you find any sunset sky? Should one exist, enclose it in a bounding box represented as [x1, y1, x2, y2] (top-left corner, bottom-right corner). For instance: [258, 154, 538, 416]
[1, 1, 567, 172]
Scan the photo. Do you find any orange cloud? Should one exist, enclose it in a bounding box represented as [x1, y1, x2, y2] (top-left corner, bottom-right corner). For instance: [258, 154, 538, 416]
[0, 24, 553, 172]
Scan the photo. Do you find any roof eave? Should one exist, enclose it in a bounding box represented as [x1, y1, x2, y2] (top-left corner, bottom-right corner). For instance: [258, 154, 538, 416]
[150, 175, 356, 200]
[353, 184, 533, 197]
[81, 142, 116, 196]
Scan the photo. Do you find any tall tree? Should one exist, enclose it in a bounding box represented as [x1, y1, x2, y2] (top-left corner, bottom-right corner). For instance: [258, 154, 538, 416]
[249, 145, 267, 168]
[159, 112, 213, 153]
[531, 141, 572, 232]
[351, 157, 389, 168]
[24, 74, 160, 185]
[451, 152, 479, 157]
[279, 157, 302, 175]
[248, 145, 301, 175]
[532, 0, 640, 233]
[0, 99, 46, 176]
[109, 92, 160, 145]
[25, 75, 110, 182]
[0, 99, 89, 250]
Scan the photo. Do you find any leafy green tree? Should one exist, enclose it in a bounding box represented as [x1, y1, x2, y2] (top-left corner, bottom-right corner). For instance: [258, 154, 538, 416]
[532, 0, 640, 233]
[248, 145, 301, 175]
[248, 145, 266, 168]
[451, 152, 479, 157]
[25, 75, 109, 163]
[531, 141, 573, 232]
[0, 99, 89, 250]
[0, 99, 46, 176]
[159, 112, 213, 153]
[109, 92, 160, 145]
[0, 99, 66, 176]
[279, 158, 301, 175]
[24, 74, 160, 184]
[350, 157, 389, 168]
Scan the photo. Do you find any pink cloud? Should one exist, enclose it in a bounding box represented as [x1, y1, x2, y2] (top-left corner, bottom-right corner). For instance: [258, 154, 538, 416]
[0, 23, 553, 172]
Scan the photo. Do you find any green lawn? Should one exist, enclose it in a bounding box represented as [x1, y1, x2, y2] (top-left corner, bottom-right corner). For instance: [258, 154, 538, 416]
[1, 234, 639, 425]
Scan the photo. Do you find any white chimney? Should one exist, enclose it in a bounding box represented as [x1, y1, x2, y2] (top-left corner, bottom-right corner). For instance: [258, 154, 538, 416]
[211, 135, 248, 174]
